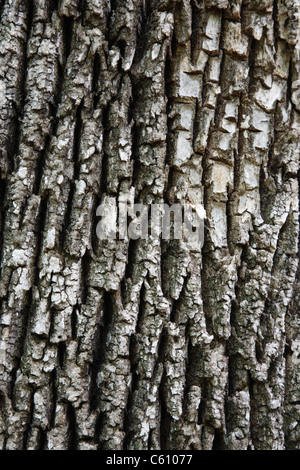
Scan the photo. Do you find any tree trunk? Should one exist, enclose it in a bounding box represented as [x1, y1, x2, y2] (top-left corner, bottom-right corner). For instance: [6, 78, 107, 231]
[0, 0, 299, 451]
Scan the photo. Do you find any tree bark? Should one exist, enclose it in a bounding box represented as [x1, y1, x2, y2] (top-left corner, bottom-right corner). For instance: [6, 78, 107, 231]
[0, 0, 299, 450]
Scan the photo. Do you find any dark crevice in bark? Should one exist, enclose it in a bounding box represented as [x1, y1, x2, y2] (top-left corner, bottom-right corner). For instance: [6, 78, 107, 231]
[200, 258, 215, 337]
[147, 429, 153, 451]
[163, 35, 175, 272]
[131, 5, 150, 68]
[164, 152, 175, 202]
[9, 367, 18, 402]
[200, 133, 215, 336]
[127, 94, 134, 126]
[164, 26, 174, 163]
[92, 51, 100, 102]
[106, 0, 117, 44]
[286, 57, 293, 106]
[9, 104, 20, 176]
[38, 428, 47, 450]
[120, 278, 128, 307]
[267, 108, 277, 173]
[49, 0, 59, 15]
[62, 15, 74, 65]
[135, 281, 146, 334]
[228, 296, 239, 353]
[73, 101, 83, 181]
[100, 105, 110, 194]
[89, 291, 114, 412]
[226, 188, 234, 256]
[142, 0, 151, 19]
[232, 242, 247, 303]
[124, 238, 138, 279]
[0, 177, 7, 261]
[35, 196, 48, 282]
[247, 37, 258, 97]
[71, 307, 78, 340]
[198, 380, 209, 425]
[169, 299, 177, 323]
[81, 250, 90, 304]
[48, 101, 60, 140]
[91, 193, 102, 254]
[212, 429, 226, 450]
[57, 341, 66, 369]
[182, 338, 194, 408]
[227, 354, 236, 397]
[193, 92, 203, 148]
[267, 357, 279, 384]
[116, 39, 127, 59]
[272, 0, 279, 50]
[227, 244, 248, 365]
[49, 308, 57, 340]
[50, 368, 57, 429]
[67, 402, 78, 450]
[156, 327, 168, 365]
[59, 102, 83, 250]
[159, 369, 171, 450]
[191, 0, 203, 64]
[78, 0, 87, 19]
[131, 132, 143, 194]
[0, 1, 4, 21]
[259, 164, 270, 223]
[128, 333, 138, 375]
[33, 134, 51, 196]
[255, 338, 264, 364]
[283, 341, 292, 359]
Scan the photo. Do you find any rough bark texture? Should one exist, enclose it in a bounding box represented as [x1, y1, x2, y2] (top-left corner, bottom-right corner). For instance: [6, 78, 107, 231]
[0, 0, 299, 451]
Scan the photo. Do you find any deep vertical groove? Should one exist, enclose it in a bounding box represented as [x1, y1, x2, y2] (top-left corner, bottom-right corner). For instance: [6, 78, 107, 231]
[0, 177, 7, 265]
[159, 369, 171, 450]
[89, 291, 114, 412]
[50, 369, 57, 429]
[62, 16, 73, 65]
[59, 101, 83, 250]
[67, 402, 78, 450]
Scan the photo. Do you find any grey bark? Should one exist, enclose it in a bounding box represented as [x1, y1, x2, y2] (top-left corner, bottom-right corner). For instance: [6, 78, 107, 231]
[0, 0, 299, 450]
